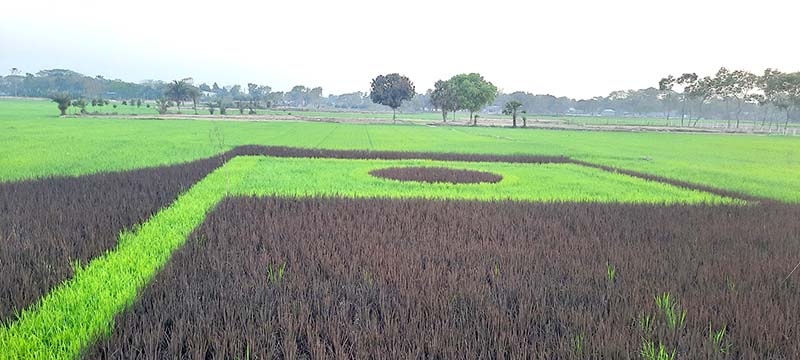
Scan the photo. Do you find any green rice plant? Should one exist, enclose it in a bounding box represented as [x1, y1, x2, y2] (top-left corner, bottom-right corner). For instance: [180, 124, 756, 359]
[654, 292, 686, 331]
[640, 339, 676, 360]
[267, 262, 286, 285]
[0, 157, 254, 359]
[607, 261, 617, 284]
[237, 156, 735, 205]
[572, 333, 586, 355]
[639, 313, 655, 335]
[708, 322, 730, 354]
[362, 270, 374, 287]
[725, 276, 737, 293]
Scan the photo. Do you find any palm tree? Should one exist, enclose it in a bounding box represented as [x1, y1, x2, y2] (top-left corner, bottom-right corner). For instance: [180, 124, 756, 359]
[165, 80, 192, 112]
[50, 92, 72, 116]
[502, 100, 523, 128]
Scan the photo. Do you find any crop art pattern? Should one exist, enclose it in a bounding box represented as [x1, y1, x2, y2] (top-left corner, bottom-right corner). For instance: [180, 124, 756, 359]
[369, 166, 503, 184]
[0, 146, 778, 358]
[0, 146, 566, 322]
[0, 154, 227, 321]
[90, 197, 800, 359]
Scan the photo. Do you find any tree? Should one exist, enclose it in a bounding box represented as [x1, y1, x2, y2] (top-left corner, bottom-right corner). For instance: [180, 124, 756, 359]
[686, 76, 714, 126]
[187, 86, 201, 115]
[71, 99, 88, 114]
[449, 73, 498, 126]
[216, 98, 227, 115]
[155, 98, 172, 114]
[247, 83, 260, 108]
[286, 85, 312, 107]
[675, 73, 698, 126]
[711, 67, 736, 127]
[165, 80, 192, 112]
[502, 100, 523, 127]
[50, 92, 72, 116]
[9, 68, 21, 97]
[764, 69, 800, 132]
[308, 87, 323, 108]
[212, 82, 223, 95]
[658, 75, 675, 120]
[247, 83, 272, 110]
[229, 85, 242, 97]
[728, 70, 758, 128]
[763, 69, 791, 131]
[429, 80, 458, 122]
[369, 73, 415, 122]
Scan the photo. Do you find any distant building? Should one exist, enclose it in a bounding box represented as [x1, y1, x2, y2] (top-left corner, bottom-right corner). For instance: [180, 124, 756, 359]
[484, 105, 501, 114]
[601, 109, 616, 117]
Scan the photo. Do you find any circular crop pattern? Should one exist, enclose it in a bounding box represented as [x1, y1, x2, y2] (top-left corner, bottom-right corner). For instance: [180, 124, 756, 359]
[369, 167, 503, 184]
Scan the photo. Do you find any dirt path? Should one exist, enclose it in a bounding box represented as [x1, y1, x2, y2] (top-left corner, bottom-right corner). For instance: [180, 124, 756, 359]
[67, 113, 797, 136]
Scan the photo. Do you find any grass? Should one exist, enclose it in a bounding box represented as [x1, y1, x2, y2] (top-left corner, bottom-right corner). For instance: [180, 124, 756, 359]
[1, 98, 798, 203]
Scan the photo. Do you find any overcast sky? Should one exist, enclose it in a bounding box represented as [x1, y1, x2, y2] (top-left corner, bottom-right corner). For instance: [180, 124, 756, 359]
[1, 0, 798, 99]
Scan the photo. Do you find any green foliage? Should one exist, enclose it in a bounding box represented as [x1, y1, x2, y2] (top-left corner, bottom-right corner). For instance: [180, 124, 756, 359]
[369, 73, 415, 121]
[449, 73, 498, 125]
[639, 313, 655, 335]
[70, 99, 87, 114]
[707, 322, 730, 354]
[654, 292, 686, 331]
[164, 79, 195, 111]
[429, 79, 458, 122]
[503, 100, 523, 127]
[640, 339, 676, 360]
[607, 261, 617, 284]
[572, 333, 586, 355]
[267, 262, 286, 284]
[49, 92, 72, 116]
[155, 98, 172, 114]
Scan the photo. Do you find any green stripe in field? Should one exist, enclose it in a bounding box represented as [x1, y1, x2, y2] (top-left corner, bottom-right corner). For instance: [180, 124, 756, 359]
[0, 159, 256, 359]
[236, 156, 737, 204]
[0, 156, 736, 359]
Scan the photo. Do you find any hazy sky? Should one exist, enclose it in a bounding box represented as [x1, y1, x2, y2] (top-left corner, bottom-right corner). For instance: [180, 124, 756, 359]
[1, 0, 798, 99]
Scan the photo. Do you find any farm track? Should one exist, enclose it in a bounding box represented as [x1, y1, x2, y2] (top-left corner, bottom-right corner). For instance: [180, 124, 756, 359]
[70, 113, 798, 136]
[89, 197, 800, 358]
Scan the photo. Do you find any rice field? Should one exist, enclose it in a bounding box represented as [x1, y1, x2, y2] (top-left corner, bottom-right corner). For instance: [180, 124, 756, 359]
[0, 98, 798, 358]
[1, 99, 798, 202]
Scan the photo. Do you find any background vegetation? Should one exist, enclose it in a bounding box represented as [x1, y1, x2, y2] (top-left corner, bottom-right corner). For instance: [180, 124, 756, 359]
[1, 99, 797, 202]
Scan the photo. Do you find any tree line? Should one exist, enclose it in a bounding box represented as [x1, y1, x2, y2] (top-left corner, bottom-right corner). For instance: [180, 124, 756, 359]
[6, 67, 798, 127]
[369, 73, 498, 125]
[658, 68, 800, 130]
